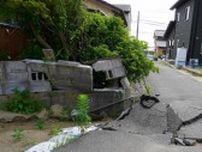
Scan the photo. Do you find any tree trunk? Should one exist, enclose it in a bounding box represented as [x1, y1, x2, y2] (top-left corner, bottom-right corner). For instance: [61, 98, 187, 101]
[30, 24, 53, 49]
[58, 31, 70, 55]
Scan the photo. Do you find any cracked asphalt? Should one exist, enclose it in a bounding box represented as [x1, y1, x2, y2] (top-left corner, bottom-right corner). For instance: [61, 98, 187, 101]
[55, 62, 202, 152]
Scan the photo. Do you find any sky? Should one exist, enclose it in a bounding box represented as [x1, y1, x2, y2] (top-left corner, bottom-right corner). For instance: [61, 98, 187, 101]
[105, 0, 178, 48]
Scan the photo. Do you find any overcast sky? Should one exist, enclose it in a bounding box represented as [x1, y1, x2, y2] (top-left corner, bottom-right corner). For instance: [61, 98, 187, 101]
[106, 0, 178, 48]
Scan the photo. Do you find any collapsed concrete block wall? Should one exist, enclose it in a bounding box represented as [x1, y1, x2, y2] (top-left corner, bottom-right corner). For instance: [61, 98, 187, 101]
[0, 58, 132, 117]
[0, 60, 93, 95]
[23, 59, 93, 92]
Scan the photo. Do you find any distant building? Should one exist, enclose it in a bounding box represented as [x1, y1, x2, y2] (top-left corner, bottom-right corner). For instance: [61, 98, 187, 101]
[84, 0, 131, 28]
[165, 0, 202, 64]
[153, 30, 167, 57]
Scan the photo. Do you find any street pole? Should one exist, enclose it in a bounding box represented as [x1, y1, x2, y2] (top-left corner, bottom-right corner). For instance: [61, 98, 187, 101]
[136, 11, 140, 39]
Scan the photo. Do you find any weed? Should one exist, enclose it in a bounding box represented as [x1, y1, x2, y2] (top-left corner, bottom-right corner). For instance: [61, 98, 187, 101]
[73, 94, 91, 132]
[6, 88, 46, 114]
[35, 118, 45, 130]
[12, 128, 24, 141]
[142, 79, 151, 95]
[68, 136, 79, 143]
[49, 126, 62, 136]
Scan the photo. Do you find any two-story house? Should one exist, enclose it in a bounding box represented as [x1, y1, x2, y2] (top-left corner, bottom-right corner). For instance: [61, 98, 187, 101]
[84, 0, 131, 29]
[166, 0, 202, 64]
[154, 30, 167, 57]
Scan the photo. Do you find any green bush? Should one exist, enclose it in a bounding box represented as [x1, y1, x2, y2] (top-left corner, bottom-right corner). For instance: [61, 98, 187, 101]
[74, 94, 91, 129]
[6, 89, 46, 114]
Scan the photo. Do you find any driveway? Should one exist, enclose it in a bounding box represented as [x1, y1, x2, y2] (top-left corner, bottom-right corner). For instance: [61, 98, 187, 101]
[55, 62, 202, 152]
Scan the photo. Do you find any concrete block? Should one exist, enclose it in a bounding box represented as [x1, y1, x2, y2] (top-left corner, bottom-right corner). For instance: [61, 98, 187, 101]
[120, 77, 130, 90]
[92, 58, 126, 80]
[29, 81, 52, 92]
[5, 61, 26, 73]
[53, 63, 93, 92]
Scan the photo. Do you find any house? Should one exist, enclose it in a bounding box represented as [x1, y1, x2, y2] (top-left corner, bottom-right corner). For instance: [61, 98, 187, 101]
[114, 4, 132, 31]
[168, 0, 202, 64]
[0, 23, 27, 60]
[164, 21, 176, 60]
[84, 0, 131, 28]
[153, 30, 167, 57]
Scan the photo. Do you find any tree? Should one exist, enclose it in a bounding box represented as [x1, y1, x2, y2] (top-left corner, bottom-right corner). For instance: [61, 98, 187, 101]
[0, 0, 157, 81]
[71, 13, 158, 81]
[0, 0, 85, 59]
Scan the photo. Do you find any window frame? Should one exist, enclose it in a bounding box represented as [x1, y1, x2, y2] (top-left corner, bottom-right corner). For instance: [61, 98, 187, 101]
[177, 12, 181, 22]
[185, 6, 190, 21]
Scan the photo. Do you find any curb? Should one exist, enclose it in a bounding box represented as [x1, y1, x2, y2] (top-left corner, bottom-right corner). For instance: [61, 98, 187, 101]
[161, 61, 202, 77]
[159, 61, 176, 69]
[182, 67, 202, 77]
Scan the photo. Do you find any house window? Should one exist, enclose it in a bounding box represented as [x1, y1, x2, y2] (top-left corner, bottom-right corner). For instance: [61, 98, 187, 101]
[177, 12, 181, 22]
[169, 40, 172, 46]
[172, 40, 175, 46]
[185, 6, 190, 20]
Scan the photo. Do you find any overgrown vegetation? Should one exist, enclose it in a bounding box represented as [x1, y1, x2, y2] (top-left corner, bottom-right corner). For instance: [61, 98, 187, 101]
[12, 128, 24, 141]
[73, 94, 91, 130]
[0, 0, 158, 81]
[5, 89, 46, 114]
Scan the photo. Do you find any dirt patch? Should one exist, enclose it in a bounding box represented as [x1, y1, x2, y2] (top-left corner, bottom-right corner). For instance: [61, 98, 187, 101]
[0, 120, 74, 152]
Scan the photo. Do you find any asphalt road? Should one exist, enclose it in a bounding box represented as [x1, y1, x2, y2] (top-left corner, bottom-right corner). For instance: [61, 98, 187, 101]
[149, 62, 202, 104]
[55, 62, 202, 152]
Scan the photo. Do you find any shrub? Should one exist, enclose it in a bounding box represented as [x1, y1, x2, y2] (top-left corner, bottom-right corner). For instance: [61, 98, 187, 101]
[73, 94, 91, 130]
[12, 128, 24, 141]
[35, 118, 45, 130]
[6, 89, 46, 114]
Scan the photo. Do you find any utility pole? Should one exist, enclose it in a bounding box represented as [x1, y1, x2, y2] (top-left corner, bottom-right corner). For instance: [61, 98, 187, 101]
[136, 11, 140, 39]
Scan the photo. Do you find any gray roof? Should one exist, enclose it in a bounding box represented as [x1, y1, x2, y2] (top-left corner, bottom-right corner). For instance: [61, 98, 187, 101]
[114, 4, 131, 13]
[170, 0, 190, 10]
[154, 30, 165, 37]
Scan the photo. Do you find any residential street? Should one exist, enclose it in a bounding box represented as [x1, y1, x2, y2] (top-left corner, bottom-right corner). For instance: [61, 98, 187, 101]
[55, 62, 202, 152]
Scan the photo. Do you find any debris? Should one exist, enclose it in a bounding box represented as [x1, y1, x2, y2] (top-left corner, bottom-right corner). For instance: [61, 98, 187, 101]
[25, 125, 98, 152]
[50, 104, 64, 119]
[171, 135, 197, 146]
[183, 139, 196, 146]
[173, 137, 186, 146]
